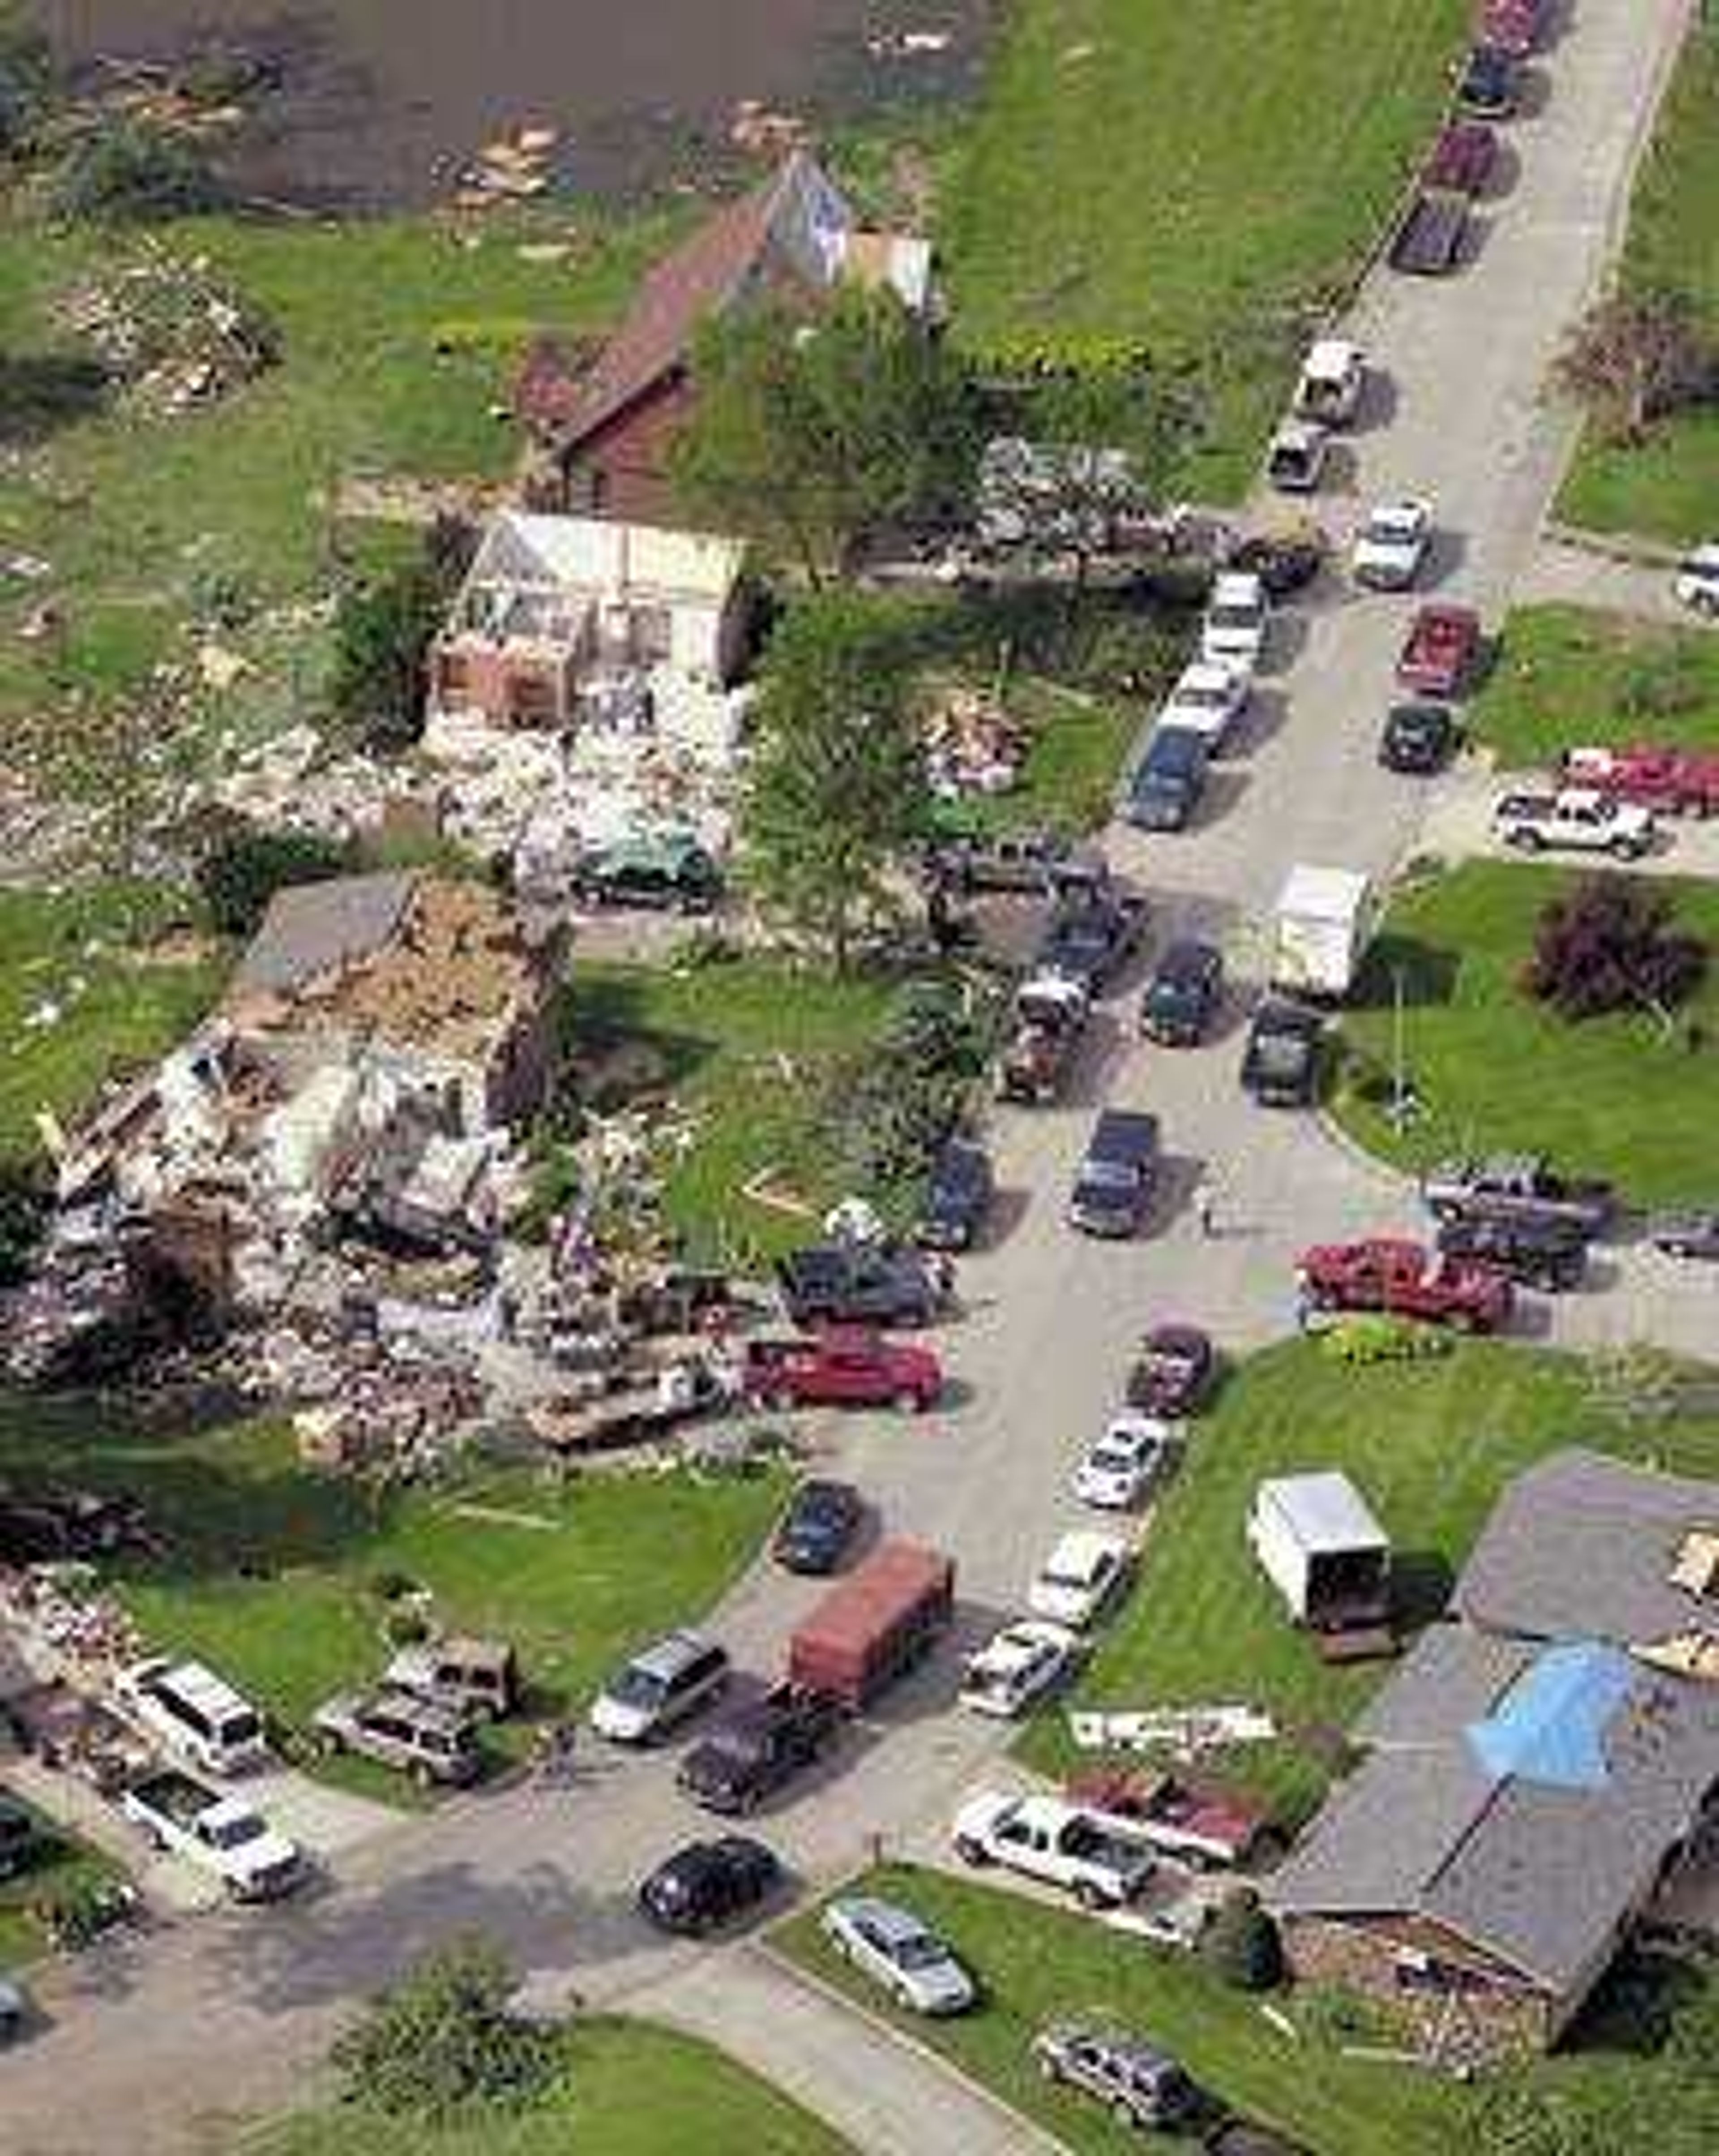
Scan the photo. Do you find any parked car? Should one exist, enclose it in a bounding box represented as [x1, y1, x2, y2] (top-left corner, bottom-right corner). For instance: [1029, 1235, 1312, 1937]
[1379, 700, 1457, 774]
[313, 1687, 482, 1786]
[1035, 888, 1148, 990]
[1065, 1766, 1270, 1870]
[1032, 2021, 1197, 2129]
[1200, 570, 1270, 672]
[383, 1635, 518, 1722]
[1293, 339, 1365, 427]
[1649, 1207, 1719, 1261]
[1388, 192, 1470, 276]
[1458, 41, 1520, 118]
[636, 1835, 779, 1935]
[771, 1479, 864, 1575]
[821, 1896, 975, 2017]
[1561, 743, 1719, 818]
[1027, 1529, 1133, 1630]
[575, 833, 721, 913]
[677, 1683, 842, 1814]
[1159, 659, 1249, 755]
[1352, 497, 1432, 590]
[1139, 939, 1224, 1046]
[116, 1657, 269, 1779]
[1124, 724, 1210, 831]
[996, 990, 1086, 1105]
[1493, 786, 1654, 859]
[777, 1242, 942, 1328]
[1072, 1413, 1179, 1510]
[1423, 118, 1498, 194]
[927, 829, 1096, 897]
[1672, 542, 1719, 619]
[952, 1791, 1155, 1910]
[1240, 1000, 1323, 1107]
[589, 1632, 731, 1744]
[959, 1618, 1083, 1719]
[1265, 418, 1330, 493]
[1422, 1153, 1615, 1238]
[1436, 1213, 1586, 1292]
[1480, 0, 1545, 59]
[743, 1330, 943, 1414]
[1397, 603, 1482, 696]
[1297, 1238, 1514, 1332]
[917, 1136, 993, 1251]
[1068, 1109, 1160, 1238]
[1126, 1324, 1215, 1417]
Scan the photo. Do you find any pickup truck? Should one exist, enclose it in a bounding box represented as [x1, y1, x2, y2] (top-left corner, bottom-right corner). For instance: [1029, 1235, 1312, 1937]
[1421, 1153, 1615, 1238]
[1068, 1109, 1160, 1238]
[1435, 1213, 1587, 1293]
[1065, 1767, 1269, 1870]
[1388, 192, 1469, 277]
[742, 1330, 943, 1413]
[776, 1242, 943, 1328]
[927, 830, 1101, 898]
[1493, 786, 1654, 859]
[676, 1683, 842, 1814]
[1423, 118, 1497, 196]
[1035, 889, 1147, 991]
[1297, 1238, 1514, 1333]
[1293, 339, 1364, 427]
[1561, 745, 1719, 818]
[119, 1770, 304, 1902]
[996, 972, 1088, 1104]
[1397, 603, 1481, 696]
[952, 1790, 1156, 1911]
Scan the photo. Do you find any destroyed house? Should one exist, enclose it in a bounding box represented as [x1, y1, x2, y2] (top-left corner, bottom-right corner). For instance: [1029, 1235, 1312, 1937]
[519, 150, 933, 523]
[1270, 1451, 1719, 2057]
[430, 510, 749, 730]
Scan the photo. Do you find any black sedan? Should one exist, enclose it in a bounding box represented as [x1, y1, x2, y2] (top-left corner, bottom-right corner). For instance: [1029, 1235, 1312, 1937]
[1240, 1002, 1323, 1107]
[1139, 939, 1224, 1046]
[1650, 1208, 1719, 1261]
[1126, 1324, 1216, 1417]
[1379, 701, 1457, 775]
[637, 1836, 780, 1936]
[918, 1137, 993, 1251]
[1457, 43, 1520, 120]
[771, 1478, 864, 1575]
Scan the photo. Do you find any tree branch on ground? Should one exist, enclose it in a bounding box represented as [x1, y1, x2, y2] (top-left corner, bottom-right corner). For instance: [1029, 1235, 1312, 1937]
[1554, 287, 1715, 445]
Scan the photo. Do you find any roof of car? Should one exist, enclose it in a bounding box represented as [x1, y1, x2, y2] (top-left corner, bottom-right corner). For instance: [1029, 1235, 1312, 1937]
[359, 1687, 471, 1738]
[1043, 1528, 1128, 1576]
[831, 1894, 932, 1942]
[1142, 1323, 1207, 1359]
[1305, 337, 1361, 375]
[1210, 570, 1264, 603]
[628, 1630, 720, 1682]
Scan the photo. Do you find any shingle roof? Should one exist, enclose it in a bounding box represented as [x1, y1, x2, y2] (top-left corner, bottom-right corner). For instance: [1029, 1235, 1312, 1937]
[1356, 1622, 1531, 1746]
[232, 872, 417, 998]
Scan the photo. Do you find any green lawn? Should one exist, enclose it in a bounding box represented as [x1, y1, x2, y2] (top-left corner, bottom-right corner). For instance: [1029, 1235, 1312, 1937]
[1031, 1338, 1719, 1824]
[564, 957, 903, 1266]
[0, 881, 221, 1159]
[1329, 860, 1719, 1203]
[262, 2015, 848, 2156]
[1467, 605, 1719, 768]
[937, 0, 1470, 499]
[1558, 22, 1719, 544]
[778, 1865, 1468, 2156]
[0, 1805, 124, 1967]
[0, 1396, 784, 1784]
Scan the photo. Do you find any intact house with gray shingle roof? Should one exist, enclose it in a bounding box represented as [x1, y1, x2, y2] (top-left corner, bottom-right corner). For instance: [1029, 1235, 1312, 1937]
[1268, 1450, 1719, 2059]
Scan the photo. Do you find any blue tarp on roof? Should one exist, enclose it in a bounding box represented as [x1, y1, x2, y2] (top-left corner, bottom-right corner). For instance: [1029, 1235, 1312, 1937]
[1465, 1639, 1636, 1791]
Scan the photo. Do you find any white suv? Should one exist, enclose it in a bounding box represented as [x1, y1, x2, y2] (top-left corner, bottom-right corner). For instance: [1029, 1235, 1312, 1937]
[1200, 572, 1268, 672]
[1027, 1530, 1133, 1629]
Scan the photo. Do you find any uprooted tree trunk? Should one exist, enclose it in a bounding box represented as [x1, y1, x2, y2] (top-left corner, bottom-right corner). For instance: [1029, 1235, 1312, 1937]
[1554, 286, 1716, 444]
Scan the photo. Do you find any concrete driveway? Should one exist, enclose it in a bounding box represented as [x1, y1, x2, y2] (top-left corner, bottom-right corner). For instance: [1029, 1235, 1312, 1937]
[0, 6, 1702, 2152]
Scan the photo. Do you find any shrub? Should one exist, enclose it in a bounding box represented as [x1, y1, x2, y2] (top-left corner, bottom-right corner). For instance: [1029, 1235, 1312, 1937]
[1522, 873, 1706, 1021]
[331, 1938, 560, 2121]
[0, 6, 52, 154]
[1198, 1888, 1283, 1992]
[196, 824, 355, 939]
[51, 120, 221, 223]
[330, 560, 448, 753]
[1320, 1314, 1453, 1365]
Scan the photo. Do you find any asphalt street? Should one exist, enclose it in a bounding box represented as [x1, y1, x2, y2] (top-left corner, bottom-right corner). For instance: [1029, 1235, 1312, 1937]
[4, 6, 1705, 2152]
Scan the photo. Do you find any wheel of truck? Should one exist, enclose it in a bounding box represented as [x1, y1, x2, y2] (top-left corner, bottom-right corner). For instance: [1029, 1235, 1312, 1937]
[1074, 1881, 1108, 1913]
[1113, 2101, 1140, 2130]
[1613, 837, 1642, 859]
[1449, 1311, 1477, 1336]
[1509, 828, 1542, 852]
[1038, 2056, 1063, 2085]
[897, 1388, 924, 1415]
[954, 1836, 990, 1868]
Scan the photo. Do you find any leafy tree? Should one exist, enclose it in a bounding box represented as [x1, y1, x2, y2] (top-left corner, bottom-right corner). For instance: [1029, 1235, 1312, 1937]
[1197, 1888, 1283, 1992]
[0, 3, 51, 154]
[672, 289, 975, 584]
[1554, 287, 1715, 444]
[50, 119, 221, 224]
[196, 824, 355, 938]
[742, 593, 928, 969]
[1521, 874, 1706, 1023]
[331, 1938, 560, 2122]
[330, 559, 447, 752]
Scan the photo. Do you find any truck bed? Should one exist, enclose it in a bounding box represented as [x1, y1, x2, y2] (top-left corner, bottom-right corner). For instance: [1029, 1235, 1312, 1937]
[1389, 193, 1469, 276]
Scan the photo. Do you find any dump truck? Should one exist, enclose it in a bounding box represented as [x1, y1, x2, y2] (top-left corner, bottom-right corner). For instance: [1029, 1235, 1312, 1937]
[787, 1539, 956, 1710]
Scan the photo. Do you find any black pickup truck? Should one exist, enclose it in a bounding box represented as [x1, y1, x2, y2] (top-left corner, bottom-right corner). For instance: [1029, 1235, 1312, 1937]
[1389, 192, 1470, 277]
[676, 1684, 843, 1814]
[776, 1242, 943, 1328]
[1068, 1109, 1161, 1238]
[1421, 1154, 1615, 1239]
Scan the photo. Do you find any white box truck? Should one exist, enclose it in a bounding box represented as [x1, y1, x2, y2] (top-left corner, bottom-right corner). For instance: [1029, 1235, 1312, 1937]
[1247, 1473, 1391, 1633]
[1270, 864, 1375, 1001]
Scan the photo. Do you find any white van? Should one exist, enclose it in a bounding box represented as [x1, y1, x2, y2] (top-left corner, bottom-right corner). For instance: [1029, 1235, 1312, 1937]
[117, 1657, 269, 1777]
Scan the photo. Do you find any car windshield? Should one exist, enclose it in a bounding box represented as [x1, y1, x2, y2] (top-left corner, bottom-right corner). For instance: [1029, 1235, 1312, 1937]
[607, 1664, 667, 1710]
[1091, 1441, 1138, 1472]
[205, 1812, 265, 1850]
[1177, 681, 1227, 710]
[1045, 1553, 1103, 1588]
[890, 1934, 948, 1972]
[1255, 1034, 1310, 1074]
[1209, 602, 1259, 629]
[218, 1713, 262, 1748]
[1081, 1160, 1137, 1189]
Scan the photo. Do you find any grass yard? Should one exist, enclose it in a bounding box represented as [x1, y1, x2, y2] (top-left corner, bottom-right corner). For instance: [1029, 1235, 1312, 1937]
[1557, 22, 1719, 544]
[564, 956, 905, 1266]
[937, 0, 1471, 499]
[262, 2014, 849, 2156]
[0, 1395, 784, 1785]
[1329, 859, 1719, 1202]
[1467, 605, 1719, 768]
[0, 1806, 124, 1966]
[1028, 1337, 1719, 1824]
[930, 676, 1142, 841]
[778, 1864, 1468, 2156]
[0, 881, 221, 1159]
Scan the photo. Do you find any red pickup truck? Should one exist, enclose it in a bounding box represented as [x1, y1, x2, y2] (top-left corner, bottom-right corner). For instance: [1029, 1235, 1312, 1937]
[1561, 743, 1719, 818]
[1297, 1238, 1513, 1333]
[1423, 119, 1497, 196]
[1396, 604, 1482, 697]
[1066, 1767, 1269, 1870]
[744, 1329, 943, 1413]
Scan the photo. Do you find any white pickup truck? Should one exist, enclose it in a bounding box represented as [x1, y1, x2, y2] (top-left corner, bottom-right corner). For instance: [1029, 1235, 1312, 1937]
[1493, 786, 1655, 860]
[951, 1790, 1155, 1910]
[119, 1770, 305, 1903]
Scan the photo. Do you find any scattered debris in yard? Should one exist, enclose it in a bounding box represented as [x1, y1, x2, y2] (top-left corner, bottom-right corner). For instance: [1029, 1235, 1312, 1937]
[1069, 1705, 1280, 1757]
[56, 244, 278, 416]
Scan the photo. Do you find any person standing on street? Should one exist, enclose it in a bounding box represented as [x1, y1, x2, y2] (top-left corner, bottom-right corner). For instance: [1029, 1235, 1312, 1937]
[1194, 1176, 1219, 1239]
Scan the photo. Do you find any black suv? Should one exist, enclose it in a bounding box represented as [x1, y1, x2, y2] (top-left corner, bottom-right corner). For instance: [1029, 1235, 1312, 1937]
[1458, 43, 1520, 120]
[1139, 939, 1224, 1045]
[1379, 701, 1456, 774]
[776, 1242, 941, 1328]
[917, 1137, 993, 1251]
[1436, 1214, 1586, 1292]
[637, 1835, 779, 1935]
[1240, 1002, 1322, 1106]
[771, 1480, 864, 1575]
[1035, 891, 1147, 990]
[676, 1685, 843, 1814]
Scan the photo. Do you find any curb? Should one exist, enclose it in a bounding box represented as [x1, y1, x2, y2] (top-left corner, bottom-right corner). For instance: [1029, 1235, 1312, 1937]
[754, 1933, 1073, 2155]
[1539, 519, 1686, 573]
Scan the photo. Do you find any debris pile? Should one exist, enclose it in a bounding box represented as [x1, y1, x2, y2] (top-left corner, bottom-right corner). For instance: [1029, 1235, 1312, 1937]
[57, 246, 278, 414]
[729, 102, 811, 160]
[921, 680, 1028, 799]
[453, 124, 562, 212]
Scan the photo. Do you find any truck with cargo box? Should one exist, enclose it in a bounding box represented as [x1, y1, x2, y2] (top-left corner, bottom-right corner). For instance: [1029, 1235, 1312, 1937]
[787, 1540, 955, 1709]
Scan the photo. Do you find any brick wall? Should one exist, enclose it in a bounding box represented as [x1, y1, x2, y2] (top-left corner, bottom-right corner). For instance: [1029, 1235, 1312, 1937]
[1282, 1913, 1556, 2061]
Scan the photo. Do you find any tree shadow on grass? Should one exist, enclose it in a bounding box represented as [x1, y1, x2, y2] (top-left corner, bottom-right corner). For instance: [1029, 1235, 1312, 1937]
[1351, 935, 1462, 1011]
[1390, 1550, 1454, 1634]
[560, 975, 715, 1113]
[1568, 1945, 1708, 2058]
[0, 354, 108, 447]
